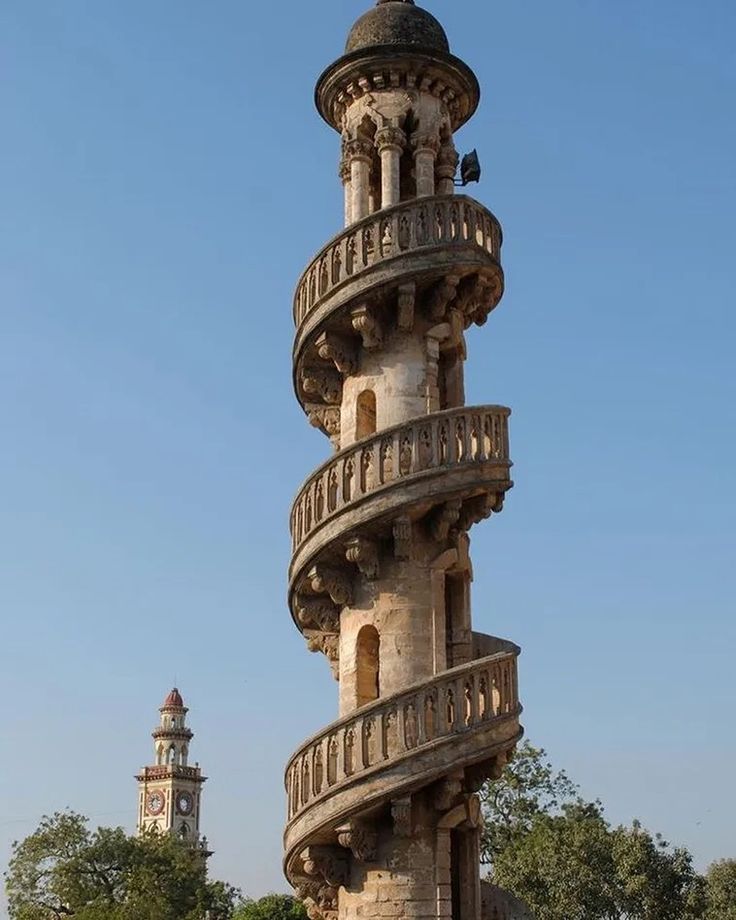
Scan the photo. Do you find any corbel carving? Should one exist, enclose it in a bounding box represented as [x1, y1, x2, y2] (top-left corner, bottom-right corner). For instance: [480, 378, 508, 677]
[433, 773, 464, 813]
[351, 304, 384, 350]
[429, 499, 462, 542]
[459, 493, 498, 531]
[295, 596, 340, 634]
[301, 846, 349, 889]
[316, 332, 358, 377]
[302, 367, 343, 405]
[465, 757, 500, 793]
[397, 282, 416, 332]
[393, 516, 412, 561]
[427, 275, 460, 320]
[305, 631, 340, 680]
[308, 564, 353, 607]
[307, 406, 341, 448]
[391, 797, 412, 838]
[337, 821, 378, 863]
[296, 880, 338, 920]
[345, 536, 379, 580]
[455, 275, 491, 325]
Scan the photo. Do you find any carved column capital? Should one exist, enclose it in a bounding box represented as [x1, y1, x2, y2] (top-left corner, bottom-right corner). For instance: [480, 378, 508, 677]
[375, 125, 406, 153]
[411, 132, 441, 156]
[345, 536, 379, 580]
[316, 332, 358, 377]
[344, 136, 374, 163]
[437, 141, 460, 180]
[350, 304, 384, 350]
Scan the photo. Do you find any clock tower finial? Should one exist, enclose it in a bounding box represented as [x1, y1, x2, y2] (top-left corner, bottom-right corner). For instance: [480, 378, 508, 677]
[135, 688, 211, 856]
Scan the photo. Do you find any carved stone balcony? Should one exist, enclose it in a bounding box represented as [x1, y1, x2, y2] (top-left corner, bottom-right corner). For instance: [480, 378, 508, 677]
[292, 196, 504, 404]
[284, 648, 521, 875]
[289, 405, 512, 617]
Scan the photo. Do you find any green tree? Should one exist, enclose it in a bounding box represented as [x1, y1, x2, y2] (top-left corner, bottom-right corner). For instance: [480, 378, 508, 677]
[705, 861, 736, 920]
[4, 811, 239, 920]
[233, 894, 307, 920]
[482, 744, 707, 920]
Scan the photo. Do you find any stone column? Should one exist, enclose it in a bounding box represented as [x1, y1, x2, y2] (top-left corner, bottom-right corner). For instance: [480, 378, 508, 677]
[376, 126, 406, 210]
[340, 156, 353, 227]
[437, 141, 460, 196]
[346, 138, 374, 222]
[413, 135, 440, 198]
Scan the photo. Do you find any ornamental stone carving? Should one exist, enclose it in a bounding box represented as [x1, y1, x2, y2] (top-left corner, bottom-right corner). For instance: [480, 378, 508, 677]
[344, 536, 379, 580]
[307, 564, 353, 608]
[295, 596, 340, 634]
[397, 282, 416, 332]
[285, 3, 529, 919]
[392, 516, 412, 560]
[316, 332, 357, 376]
[337, 821, 378, 863]
[307, 406, 341, 447]
[305, 631, 340, 679]
[391, 797, 412, 837]
[429, 498, 463, 541]
[302, 367, 343, 405]
[350, 304, 384, 350]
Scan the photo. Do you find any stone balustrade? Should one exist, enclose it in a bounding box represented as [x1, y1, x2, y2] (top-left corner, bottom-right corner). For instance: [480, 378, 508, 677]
[285, 650, 519, 825]
[293, 194, 502, 329]
[290, 406, 510, 557]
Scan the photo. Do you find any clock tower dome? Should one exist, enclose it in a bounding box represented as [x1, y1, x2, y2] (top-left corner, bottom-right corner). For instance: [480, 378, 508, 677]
[135, 688, 210, 854]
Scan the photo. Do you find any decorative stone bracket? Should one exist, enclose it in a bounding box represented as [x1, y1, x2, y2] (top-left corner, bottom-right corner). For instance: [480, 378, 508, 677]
[351, 303, 384, 350]
[307, 405, 341, 448]
[316, 331, 358, 376]
[302, 367, 343, 406]
[337, 820, 378, 863]
[345, 536, 380, 579]
[308, 564, 354, 607]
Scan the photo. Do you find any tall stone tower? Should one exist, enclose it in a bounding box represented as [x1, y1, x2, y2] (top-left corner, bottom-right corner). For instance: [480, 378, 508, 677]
[285, 2, 522, 919]
[136, 688, 209, 854]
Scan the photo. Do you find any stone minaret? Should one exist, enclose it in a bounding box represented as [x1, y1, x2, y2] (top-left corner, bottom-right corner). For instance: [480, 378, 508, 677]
[136, 688, 210, 854]
[285, 3, 522, 919]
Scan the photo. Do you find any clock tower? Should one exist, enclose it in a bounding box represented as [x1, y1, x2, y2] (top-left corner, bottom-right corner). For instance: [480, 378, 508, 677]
[135, 688, 210, 854]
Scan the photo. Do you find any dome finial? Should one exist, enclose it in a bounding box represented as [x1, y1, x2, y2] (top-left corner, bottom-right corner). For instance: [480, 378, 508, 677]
[377, 0, 416, 5]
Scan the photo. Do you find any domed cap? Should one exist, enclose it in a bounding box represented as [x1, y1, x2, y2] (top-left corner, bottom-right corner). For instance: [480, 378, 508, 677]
[346, 0, 450, 55]
[161, 687, 185, 709]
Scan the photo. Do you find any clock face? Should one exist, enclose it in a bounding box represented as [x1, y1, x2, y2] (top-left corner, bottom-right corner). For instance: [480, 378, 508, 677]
[176, 792, 193, 816]
[146, 791, 164, 816]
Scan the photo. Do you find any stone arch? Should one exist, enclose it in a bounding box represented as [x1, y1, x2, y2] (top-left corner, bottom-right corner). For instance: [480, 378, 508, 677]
[356, 625, 380, 708]
[355, 389, 377, 440]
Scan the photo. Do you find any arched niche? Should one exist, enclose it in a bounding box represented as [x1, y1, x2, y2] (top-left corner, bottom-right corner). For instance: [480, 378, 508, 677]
[356, 625, 381, 708]
[355, 389, 377, 440]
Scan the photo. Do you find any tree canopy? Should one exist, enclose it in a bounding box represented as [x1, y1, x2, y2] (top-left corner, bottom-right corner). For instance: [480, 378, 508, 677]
[481, 743, 733, 920]
[4, 812, 237, 920]
[233, 894, 307, 920]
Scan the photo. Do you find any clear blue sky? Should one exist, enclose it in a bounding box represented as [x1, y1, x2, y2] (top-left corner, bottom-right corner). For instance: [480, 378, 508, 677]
[1, 0, 734, 910]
